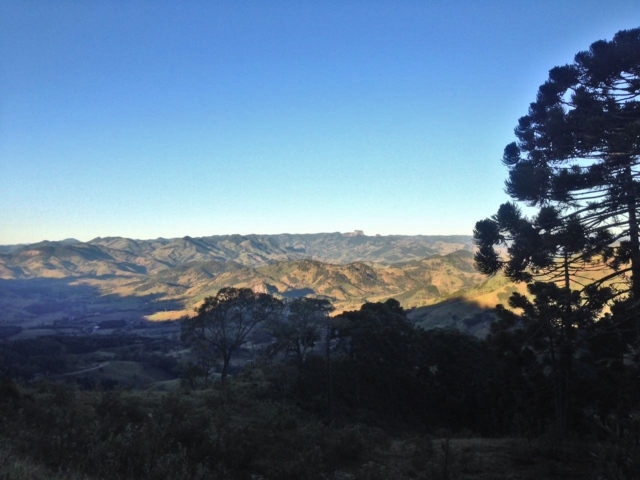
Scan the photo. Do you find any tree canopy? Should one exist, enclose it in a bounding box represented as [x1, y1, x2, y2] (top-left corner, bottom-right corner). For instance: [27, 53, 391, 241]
[476, 27, 640, 299]
[267, 297, 334, 365]
[181, 287, 283, 383]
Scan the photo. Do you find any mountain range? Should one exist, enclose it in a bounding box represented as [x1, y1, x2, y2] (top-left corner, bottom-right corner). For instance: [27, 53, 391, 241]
[0, 232, 520, 333]
[0, 232, 474, 277]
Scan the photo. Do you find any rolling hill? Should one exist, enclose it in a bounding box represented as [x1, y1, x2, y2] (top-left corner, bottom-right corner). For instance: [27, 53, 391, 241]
[122, 249, 488, 313]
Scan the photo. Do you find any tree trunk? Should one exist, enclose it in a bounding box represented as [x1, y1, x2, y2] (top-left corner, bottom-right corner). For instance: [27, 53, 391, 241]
[221, 353, 231, 385]
[625, 165, 640, 300]
[558, 251, 573, 436]
[295, 343, 304, 367]
[326, 319, 333, 423]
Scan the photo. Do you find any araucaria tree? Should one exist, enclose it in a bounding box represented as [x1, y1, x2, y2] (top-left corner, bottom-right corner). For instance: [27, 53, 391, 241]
[476, 28, 640, 326]
[475, 28, 640, 434]
[478, 28, 640, 298]
[181, 287, 283, 383]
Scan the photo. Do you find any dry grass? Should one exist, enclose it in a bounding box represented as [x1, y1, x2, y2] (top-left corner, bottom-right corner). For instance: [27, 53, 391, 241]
[145, 309, 189, 321]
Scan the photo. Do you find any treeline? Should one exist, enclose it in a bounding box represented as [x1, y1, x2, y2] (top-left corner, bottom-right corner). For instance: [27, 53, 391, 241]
[3, 291, 639, 438]
[181, 293, 640, 437]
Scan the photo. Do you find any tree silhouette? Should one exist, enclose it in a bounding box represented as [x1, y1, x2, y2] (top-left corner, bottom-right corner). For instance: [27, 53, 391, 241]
[475, 27, 640, 435]
[332, 299, 418, 415]
[267, 297, 334, 366]
[181, 287, 283, 383]
[498, 28, 640, 299]
[474, 202, 610, 287]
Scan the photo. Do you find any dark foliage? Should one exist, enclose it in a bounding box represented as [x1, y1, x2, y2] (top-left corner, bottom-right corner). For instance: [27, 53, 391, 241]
[479, 27, 640, 299]
[475, 27, 640, 440]
[181, 287, 284, 383]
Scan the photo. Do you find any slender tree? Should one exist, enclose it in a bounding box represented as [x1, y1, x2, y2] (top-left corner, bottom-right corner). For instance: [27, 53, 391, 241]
[475, 203, 612, 434]
[493, 281, 610, 433]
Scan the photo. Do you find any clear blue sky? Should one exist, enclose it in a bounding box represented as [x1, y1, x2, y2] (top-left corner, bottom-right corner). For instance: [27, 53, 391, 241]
[1, 1, 639, 244]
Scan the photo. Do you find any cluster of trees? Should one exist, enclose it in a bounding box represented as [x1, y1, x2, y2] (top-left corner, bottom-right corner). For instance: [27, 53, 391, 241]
[180, 288, 594, 435]
[181, 290, 492, 430]
[0, 334, 180, 391]
[474, 27, 640, 435]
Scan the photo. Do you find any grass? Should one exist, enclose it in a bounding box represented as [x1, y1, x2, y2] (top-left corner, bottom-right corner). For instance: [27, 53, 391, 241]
[370, 436, 633, 479]
[147, 378, 181, 391]
[0, 441, 93, 480]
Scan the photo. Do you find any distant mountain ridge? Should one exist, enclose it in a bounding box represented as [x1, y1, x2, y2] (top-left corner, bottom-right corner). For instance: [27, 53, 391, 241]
[0, 232, 474, 278]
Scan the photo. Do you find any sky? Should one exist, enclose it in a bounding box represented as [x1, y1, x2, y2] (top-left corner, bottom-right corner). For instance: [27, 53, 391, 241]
[1, 1, 639, 245]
